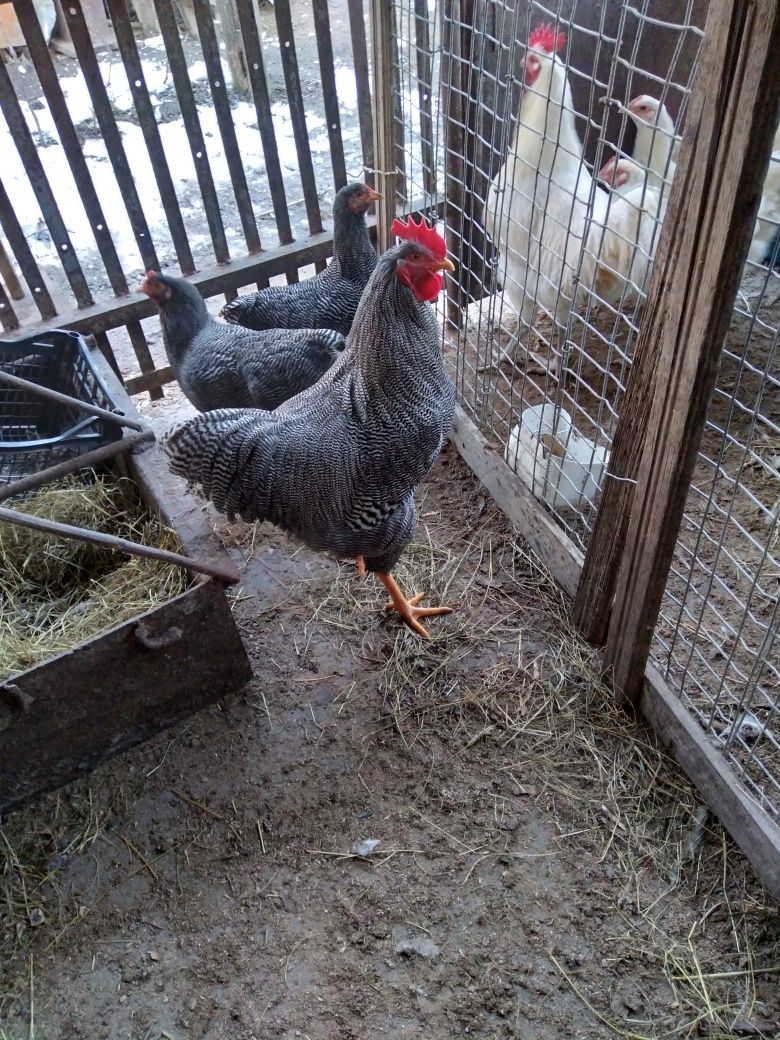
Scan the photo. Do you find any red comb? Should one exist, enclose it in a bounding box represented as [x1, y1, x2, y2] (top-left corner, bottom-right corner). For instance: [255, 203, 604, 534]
[528, 23, 566, 54]
[391, 215, 447, 258]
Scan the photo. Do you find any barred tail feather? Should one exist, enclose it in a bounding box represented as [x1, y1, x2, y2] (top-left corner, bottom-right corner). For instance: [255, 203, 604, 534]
[162, 409, 270, 521]
[311, 328, 346, 356]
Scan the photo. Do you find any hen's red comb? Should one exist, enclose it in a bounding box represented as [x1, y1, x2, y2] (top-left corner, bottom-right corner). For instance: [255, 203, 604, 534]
[528, 22, 566, 54]
[391, 215, 447, 258]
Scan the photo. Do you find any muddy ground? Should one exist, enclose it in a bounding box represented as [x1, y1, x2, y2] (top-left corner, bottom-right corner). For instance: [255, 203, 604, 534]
[2, 446, 779, 1040]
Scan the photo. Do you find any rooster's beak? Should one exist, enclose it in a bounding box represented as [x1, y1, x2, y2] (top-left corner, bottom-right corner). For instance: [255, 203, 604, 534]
[366, 188, 382, 202]
[434, 257, 455, 273]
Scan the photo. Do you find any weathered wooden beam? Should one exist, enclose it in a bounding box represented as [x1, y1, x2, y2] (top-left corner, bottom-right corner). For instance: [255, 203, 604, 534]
[347, 0, 375, 186]
[369, 0, 397, 252]
[448, 405, 584, 597]
[641, 666, 780, 903]
[0, 240, 23, 301]
[599, 0, 780, 703]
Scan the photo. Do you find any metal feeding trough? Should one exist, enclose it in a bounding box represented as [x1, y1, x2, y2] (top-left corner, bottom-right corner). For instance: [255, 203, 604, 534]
[0, 337, 252, 813]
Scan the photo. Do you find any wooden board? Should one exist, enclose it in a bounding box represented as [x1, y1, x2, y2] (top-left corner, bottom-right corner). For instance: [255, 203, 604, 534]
[0, 579, 251, 814]
[602, 0, 780, 703]
[641, 667, 780, 903]
[449, 405, 583, 597]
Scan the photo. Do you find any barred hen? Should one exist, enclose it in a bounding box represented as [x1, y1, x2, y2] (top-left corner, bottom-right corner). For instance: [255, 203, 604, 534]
[140, 271, 344, 413]
[220, 182, 380, 337]
[164, 218, 456, 637]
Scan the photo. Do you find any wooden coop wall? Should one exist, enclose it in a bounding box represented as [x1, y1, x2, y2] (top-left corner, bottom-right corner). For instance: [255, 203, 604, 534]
[0, 0, 375, 397]
[381, 0, 780, 897]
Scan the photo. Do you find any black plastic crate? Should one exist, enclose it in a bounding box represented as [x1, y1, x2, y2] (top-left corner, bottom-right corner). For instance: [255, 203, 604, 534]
[0, 330, 124, 486]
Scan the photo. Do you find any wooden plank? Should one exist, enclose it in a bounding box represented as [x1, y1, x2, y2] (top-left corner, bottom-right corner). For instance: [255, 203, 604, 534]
[413, 0, 436, 199]
[641, 667, 780, 903]
[0, 579, 251, 813]
[105, 0, 195, 275]
[369, 0, 396, 252]
[0, 175, 57, 319]
[192, 0, 261, 253]
[273, 0, 324, 235]
[0, 278, 19, 332]
[5, 226, 367, 341]
[14, 1, 129, 297]
[125, 365, 174, 397]
[0, 58, 93, 309]
[212, 0, 249, 94]
[92, 330, 123, 380]
[152, 0, 231, 265]
[64, 0, 160, 272]
[604, 0, 780, 704]
[449, 405, 584, 597]
[0, 239, 23, 301]
[312, 0, 348, 188]
[126, 320, 164, 401]
[130, 0, 158, 30]
[346, 0, 375, 185]
[234, 0, 293, 245]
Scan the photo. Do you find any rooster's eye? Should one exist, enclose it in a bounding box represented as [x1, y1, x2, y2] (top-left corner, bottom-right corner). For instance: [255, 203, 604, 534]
[409, 251, 421, 260]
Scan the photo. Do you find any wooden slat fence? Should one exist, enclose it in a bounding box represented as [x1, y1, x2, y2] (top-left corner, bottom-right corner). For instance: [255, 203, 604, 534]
[0, 0, 378, 396]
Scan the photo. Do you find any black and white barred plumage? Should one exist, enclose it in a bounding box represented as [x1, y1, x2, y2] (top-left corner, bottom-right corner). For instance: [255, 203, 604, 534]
[219, 183, 378, 337]
[164, 240, 455, 574]
[142, 271, 344, 413]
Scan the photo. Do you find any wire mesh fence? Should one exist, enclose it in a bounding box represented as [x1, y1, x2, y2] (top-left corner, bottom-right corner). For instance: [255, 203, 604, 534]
[390, 0, 780, 822]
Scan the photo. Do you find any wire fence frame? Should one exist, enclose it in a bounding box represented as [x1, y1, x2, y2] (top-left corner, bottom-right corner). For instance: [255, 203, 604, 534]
[389, 0, 780, 824]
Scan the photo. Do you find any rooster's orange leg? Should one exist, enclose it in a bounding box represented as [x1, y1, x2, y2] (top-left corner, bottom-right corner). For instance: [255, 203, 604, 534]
[376, 572, 452, 639]
[356, 554, 366, 577]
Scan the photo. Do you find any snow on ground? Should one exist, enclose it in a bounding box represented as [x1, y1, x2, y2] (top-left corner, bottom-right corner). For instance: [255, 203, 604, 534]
[1, 14, 367, 322]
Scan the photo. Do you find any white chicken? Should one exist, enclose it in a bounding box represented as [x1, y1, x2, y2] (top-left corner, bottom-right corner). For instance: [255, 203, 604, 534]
[484, 23, 609, 369]
[627, 95, 678, 190]
[593, 156, 666, 303]
[748, 123, 780, 264]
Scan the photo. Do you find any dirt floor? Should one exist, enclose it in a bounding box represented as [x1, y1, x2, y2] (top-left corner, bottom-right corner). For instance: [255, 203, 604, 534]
[2, 445, 779, 1040]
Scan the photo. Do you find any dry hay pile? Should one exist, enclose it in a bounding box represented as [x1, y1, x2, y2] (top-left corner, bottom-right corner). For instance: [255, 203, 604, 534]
[0, 474, 192, 681]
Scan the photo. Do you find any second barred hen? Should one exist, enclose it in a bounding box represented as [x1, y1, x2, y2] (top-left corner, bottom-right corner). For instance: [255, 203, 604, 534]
[220, 182, 380, 337]
[140, 271, 345, 413]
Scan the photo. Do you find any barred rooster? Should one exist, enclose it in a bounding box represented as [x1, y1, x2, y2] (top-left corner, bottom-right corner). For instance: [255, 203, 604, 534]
[140, 271, 345, 412]
[164, 218, 456, 638]
[220, 182, 380, 337]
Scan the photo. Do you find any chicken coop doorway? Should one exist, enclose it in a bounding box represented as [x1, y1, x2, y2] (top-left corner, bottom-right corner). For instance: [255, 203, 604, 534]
[370, 0, 780, 898]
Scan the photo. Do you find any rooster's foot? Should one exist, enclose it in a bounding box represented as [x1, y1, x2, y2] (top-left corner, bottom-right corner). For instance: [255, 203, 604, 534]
[377, 573, 453, 639]
[356, 554, 366, 577]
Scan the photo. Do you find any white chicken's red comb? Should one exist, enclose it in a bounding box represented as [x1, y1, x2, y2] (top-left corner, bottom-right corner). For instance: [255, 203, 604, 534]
[391, 215, 447, 258]
[528, 22, 566, 54]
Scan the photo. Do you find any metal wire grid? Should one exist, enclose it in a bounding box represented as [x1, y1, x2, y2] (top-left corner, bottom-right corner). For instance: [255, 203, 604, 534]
[652, 248, 780, 820]
[392, 0, 703, 551]
[391, 3, 779, 816]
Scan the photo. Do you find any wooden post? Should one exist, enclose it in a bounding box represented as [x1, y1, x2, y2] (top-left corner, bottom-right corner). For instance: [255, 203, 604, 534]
[0, 240, 23, 301]
[369, 0, 397, 252]
[212, 0, 249, 95]
[440, 0, 501, 323]
[582, 0, 780, 703]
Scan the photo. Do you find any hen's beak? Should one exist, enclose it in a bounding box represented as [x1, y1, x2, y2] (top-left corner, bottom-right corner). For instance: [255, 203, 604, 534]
[366, 188, 382, 202]
[433, 257, 456, 273]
